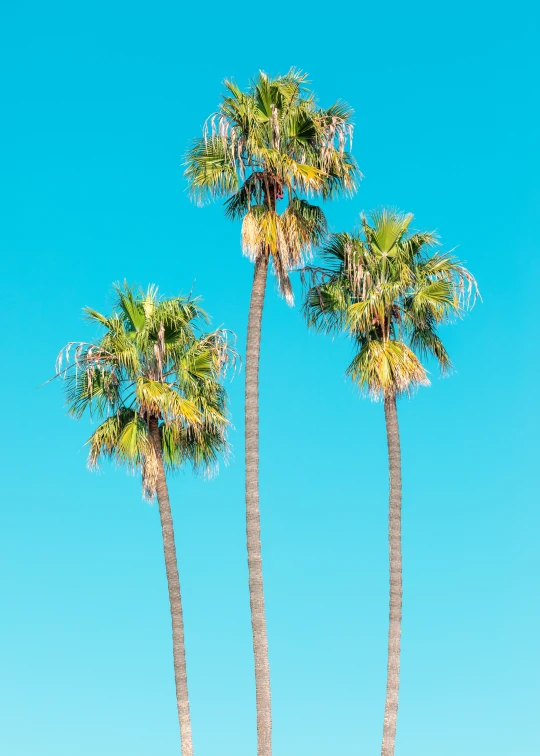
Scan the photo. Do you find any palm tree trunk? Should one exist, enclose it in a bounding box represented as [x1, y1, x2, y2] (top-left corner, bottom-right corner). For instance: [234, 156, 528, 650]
[381, 393, 403, 756]
[245, 254, 272, 756]
[148, 417, 193, 756]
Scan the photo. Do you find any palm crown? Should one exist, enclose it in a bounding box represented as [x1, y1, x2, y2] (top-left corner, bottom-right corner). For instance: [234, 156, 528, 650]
[57, 284, 234, 498]
[303, 209, 478, 397]
[185, 69, 358, 302]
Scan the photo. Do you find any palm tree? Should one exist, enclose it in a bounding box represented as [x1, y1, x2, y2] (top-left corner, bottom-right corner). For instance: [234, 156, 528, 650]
[303, 210, 478, 756]
[55, 283, 234, 756]
[185, 69, 358, 756]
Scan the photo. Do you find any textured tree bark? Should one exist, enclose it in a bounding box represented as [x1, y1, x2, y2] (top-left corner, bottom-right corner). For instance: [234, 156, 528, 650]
[245, 254, 272, 756]
[381, 394, 403, 756]
[149, 417, 193, 756]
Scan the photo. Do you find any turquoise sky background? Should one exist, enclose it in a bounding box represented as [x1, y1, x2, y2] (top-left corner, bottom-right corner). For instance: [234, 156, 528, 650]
[1, 2, 538, 754]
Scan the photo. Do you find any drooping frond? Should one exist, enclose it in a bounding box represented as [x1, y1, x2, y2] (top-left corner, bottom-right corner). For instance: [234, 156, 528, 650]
[282, 199, 328, 256]
[347, 339, 429, 398]
[410, 325, 452, 373]
[185, 137, 239, 205]
[64, 363, 121, 420]
[302, 273, 350, 333]
[241, 200, 329, 305]
[87, 409, 150, 473]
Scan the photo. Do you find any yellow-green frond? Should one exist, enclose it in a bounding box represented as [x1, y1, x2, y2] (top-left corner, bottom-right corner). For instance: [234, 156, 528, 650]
[347, 339, 429, 398]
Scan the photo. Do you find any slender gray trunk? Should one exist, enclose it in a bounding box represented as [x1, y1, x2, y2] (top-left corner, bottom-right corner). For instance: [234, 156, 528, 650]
[381, 394, 403, 756]
[149, 417, 193, 756]
[245, 254, 272, 756]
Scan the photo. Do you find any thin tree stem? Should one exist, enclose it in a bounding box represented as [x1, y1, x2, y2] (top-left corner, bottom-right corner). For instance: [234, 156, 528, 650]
[148, 417, 193, 756]
[245, 254, 272, 756]
[381, 394, 403, 756]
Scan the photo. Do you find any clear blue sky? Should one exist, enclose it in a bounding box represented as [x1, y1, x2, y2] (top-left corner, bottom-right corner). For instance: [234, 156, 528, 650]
[1, 2, 538, 755]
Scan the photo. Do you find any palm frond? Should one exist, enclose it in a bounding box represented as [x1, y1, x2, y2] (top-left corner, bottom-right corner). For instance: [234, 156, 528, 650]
[184, 137, 239, 205]
[347, 339, 429, 398]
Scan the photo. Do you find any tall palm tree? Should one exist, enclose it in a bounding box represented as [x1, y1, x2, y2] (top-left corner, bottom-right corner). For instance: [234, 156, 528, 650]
[55, 283, 234, 756]
[303, 210, 478, 756]
[185, 69, 358, 756]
